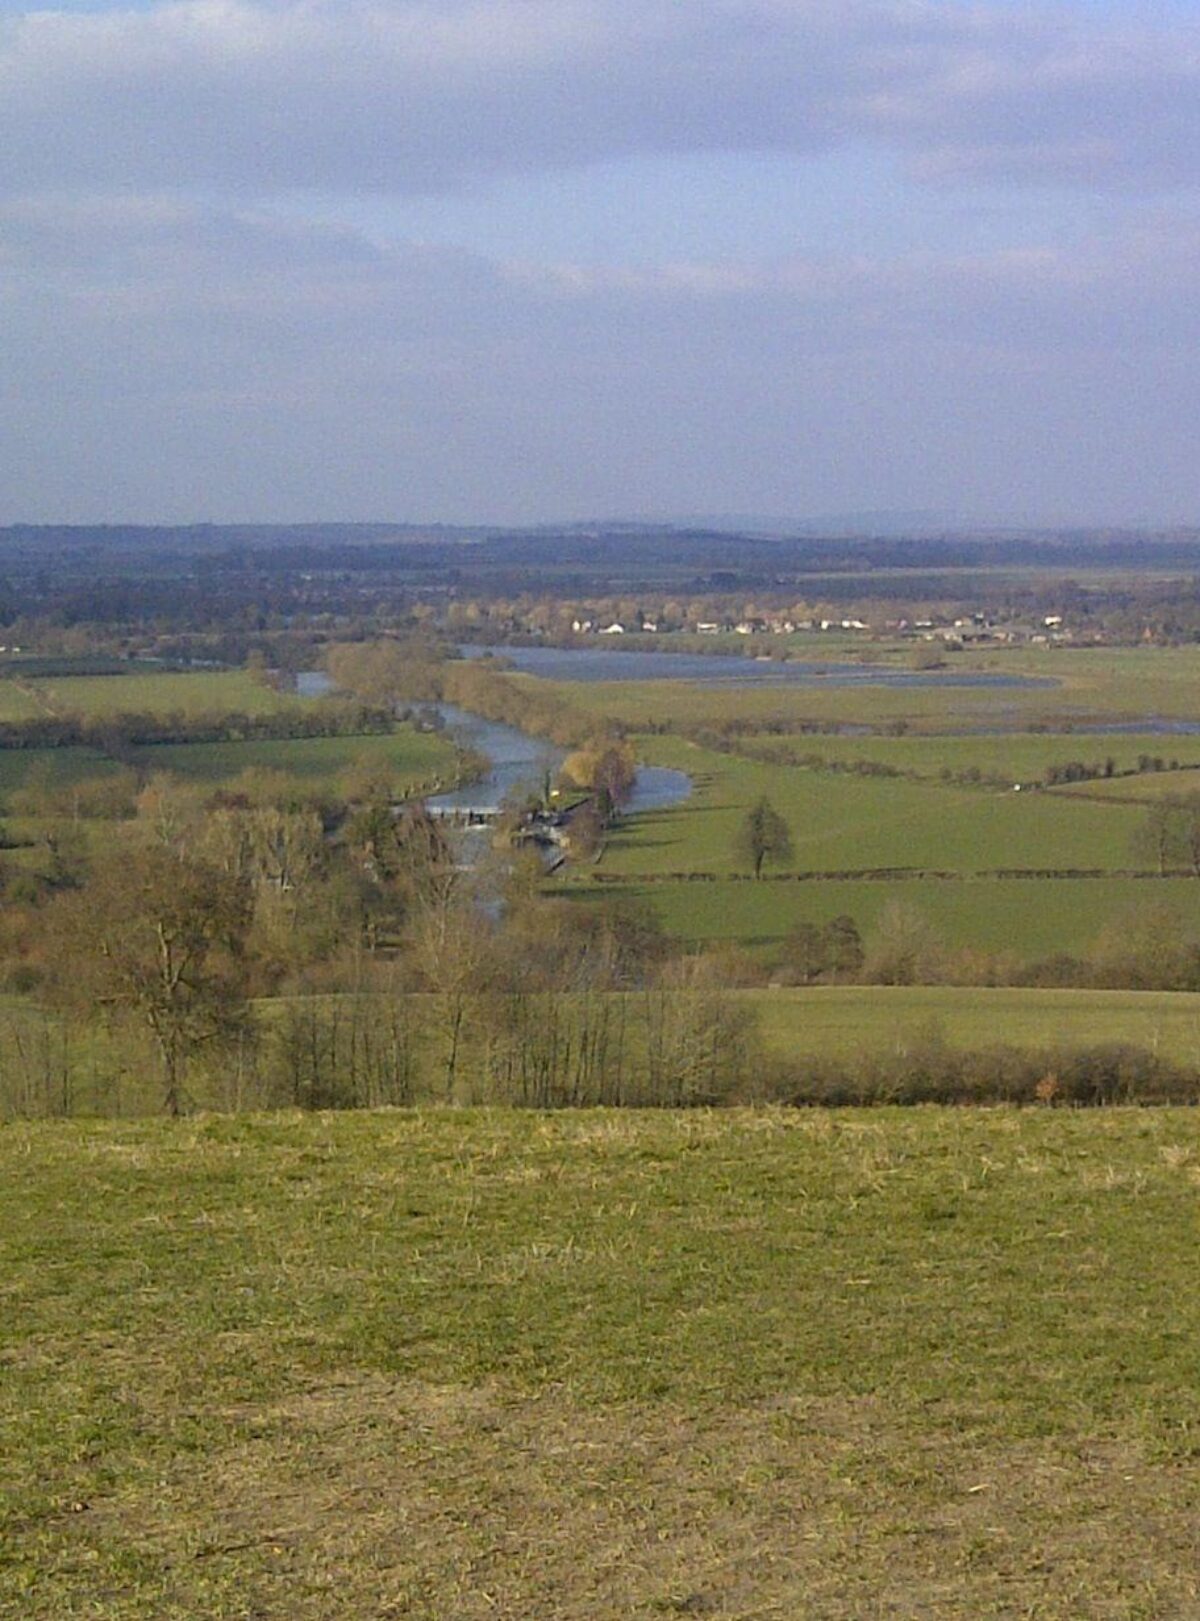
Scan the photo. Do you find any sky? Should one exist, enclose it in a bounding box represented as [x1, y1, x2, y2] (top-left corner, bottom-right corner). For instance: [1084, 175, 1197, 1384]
[2, 0, 1199, 527]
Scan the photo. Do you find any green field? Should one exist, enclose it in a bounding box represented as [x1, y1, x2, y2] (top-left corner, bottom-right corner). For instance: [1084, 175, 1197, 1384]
[531, 644, 1200, 735]
[733, 731, 1200, 782]
[582, 874, 1200, 957]
[752, 984, 1200, 1064]
[0, 746, 120, 794]
[32, 669, 297, 719]
[0, 682, 52, 722]
[1053, 768, 1200, 802]
[129, 728, 459, 790]
[6, 1109, 1200, 1618]
[599, 738, 1144, 877]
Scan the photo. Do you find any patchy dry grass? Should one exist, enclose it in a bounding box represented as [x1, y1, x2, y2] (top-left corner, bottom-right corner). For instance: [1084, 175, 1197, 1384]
[4, 1108, 1200, 1618]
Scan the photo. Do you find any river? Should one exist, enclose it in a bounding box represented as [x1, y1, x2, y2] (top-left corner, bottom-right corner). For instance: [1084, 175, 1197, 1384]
[295, 673, 692, 816]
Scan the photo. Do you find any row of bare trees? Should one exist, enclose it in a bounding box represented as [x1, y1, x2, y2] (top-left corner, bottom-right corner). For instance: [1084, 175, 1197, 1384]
[2, 765, 758, 1116]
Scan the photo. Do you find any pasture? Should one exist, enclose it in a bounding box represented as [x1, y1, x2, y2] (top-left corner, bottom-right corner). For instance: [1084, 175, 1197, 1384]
[1052, 769, 1200, 803]
[5, 1108, 1200, 1618]
[33, 669, 296, 718]
[128, 728, 458, 791]
[582, 873, 1200, 958]
[730, 730, 1200, 783]
[532, 643, 1200, 736]
[751, 984, 1200, 1065]
[598, 738, 1144, 878]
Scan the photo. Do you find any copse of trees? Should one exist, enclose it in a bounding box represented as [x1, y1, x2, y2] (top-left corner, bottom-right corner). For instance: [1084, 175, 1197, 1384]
[560, 738, 637, 821]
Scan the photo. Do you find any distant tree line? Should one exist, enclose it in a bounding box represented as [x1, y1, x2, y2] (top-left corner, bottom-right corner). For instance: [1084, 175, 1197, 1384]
[0, 700, 397, 753]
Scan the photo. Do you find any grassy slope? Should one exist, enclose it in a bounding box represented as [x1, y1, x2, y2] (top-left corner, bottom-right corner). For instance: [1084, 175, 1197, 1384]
[751, 984, 1200, 1064]
[5, 1109, 1200, 1619]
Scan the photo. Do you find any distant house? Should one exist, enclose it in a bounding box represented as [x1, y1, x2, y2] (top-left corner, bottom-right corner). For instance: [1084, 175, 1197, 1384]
[640, 619, 659, 633]
[696, 622, 721, 634]
[599, 622, 625, 635]
[571, 618, 593, 633]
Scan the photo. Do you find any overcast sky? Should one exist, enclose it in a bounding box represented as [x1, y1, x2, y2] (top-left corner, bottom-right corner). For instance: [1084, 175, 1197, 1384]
[2, 0, 1199, 526]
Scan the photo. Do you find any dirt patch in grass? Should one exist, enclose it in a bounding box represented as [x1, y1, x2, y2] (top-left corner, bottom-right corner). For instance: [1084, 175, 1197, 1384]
[24, 1375, 1200, 1620]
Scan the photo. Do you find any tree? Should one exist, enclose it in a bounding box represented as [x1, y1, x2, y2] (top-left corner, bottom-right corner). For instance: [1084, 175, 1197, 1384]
[824, 914, 864, 978]
[785, 920, 828, 983]
[46, 847, 251, 1115]
[560, 737, 637, 823]
[863, 899, 942, 986]
[1132, 799, 1187, 877]
[735, 796, 793, 878]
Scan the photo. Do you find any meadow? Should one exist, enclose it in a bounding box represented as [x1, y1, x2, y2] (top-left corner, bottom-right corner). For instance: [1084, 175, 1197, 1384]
[751, 983, 1200, 1065]
[596, 738, 1145, 877]
[5, 1108, 1200, 1619]
[581, 873, 1200, 957]
[729, 730, 1200, 783]
[33, 669, 296, 719]
[0, 667, 299, 725]
[1053, 769, 1200, 803]
[535, 643, 1200, 734]
[127, 729, 457, 790]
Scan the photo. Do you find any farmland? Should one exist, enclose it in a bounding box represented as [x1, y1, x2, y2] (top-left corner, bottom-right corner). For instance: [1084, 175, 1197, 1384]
[0, 667, 297, 722]
[5, 1108, 1200, 1619]
[589, 738, 1146, 877]
[728, 730, 1200, 783]
[578, 873, 1198, 958]
[752, 983, 1200, 1064]
[127, 730, 457, 790]
[533, 642, 1200, 734]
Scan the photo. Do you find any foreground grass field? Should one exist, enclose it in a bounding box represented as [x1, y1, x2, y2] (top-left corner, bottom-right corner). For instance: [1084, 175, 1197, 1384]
[5, 1109, 1200, 1618]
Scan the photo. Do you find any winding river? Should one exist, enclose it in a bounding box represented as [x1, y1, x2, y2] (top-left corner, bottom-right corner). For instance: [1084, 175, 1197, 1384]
[297, 672, 693, 817]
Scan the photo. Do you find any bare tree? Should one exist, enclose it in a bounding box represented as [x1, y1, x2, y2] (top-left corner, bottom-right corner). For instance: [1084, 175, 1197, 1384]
[46, 847, 251, 1115]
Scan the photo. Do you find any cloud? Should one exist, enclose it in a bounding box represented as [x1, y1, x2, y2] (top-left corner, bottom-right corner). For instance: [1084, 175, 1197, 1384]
[0, 0, 1197, 197]
[3, 193, 1199, 522]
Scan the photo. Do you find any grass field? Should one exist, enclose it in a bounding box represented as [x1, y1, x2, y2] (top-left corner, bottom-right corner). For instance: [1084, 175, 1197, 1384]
[0, 746, 120, 795]
[0, 669, 295, 724]
[751, 984, 1200, 1064]
[733, 731, 1200, 783]
[32, 669, 297, 719]
[128, 728, 459, 790]
[581, 873, 1200, 957]
[5, 1108, 1200, 1618]
[597, 738, 1144, 878]
[529, 644, 1200, 734]
[1053, 768, 1200, 803]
